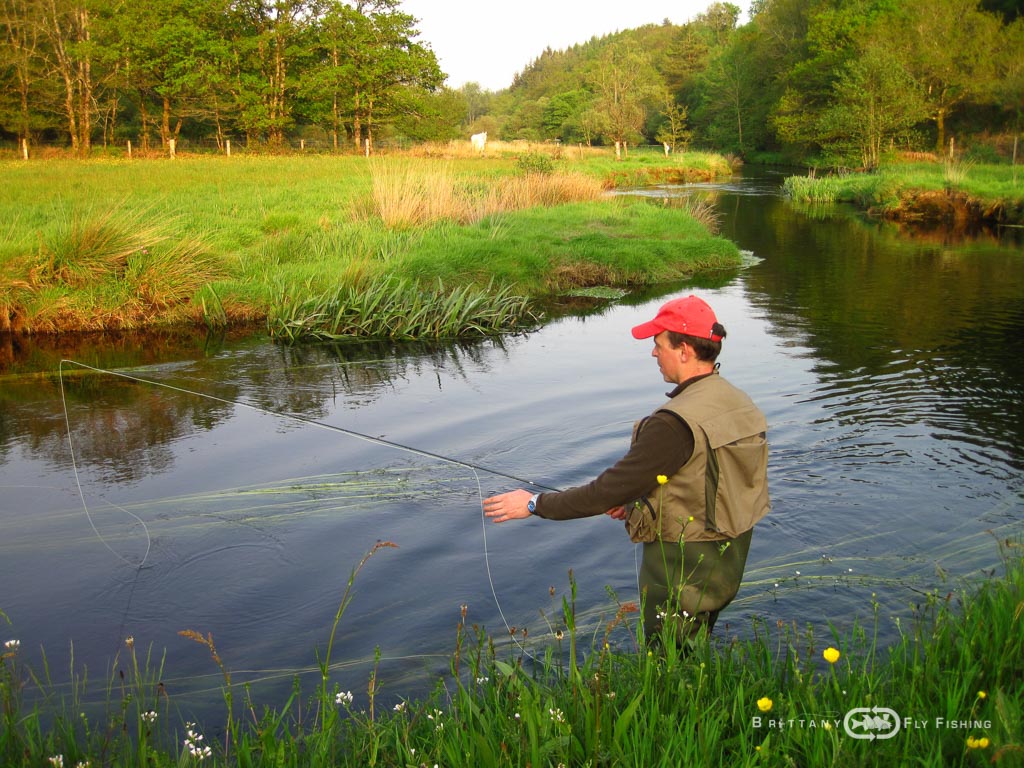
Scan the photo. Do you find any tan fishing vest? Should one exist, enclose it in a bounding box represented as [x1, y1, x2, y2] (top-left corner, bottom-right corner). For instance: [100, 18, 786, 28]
[625, 373, 770, 544]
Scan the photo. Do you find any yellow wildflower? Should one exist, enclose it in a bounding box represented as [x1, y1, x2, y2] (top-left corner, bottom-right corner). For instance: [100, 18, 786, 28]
[757, 697, 773, 713]
[977, 690, 987, 700]
[823, 647, 841, 664]
[656, 474, 669, 485]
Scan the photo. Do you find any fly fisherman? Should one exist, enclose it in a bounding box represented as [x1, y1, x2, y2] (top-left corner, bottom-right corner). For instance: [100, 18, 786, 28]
[483, 294, 770, 643]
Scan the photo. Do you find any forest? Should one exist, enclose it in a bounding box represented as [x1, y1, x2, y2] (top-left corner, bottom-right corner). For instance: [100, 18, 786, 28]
[1, 0, 1022, 167]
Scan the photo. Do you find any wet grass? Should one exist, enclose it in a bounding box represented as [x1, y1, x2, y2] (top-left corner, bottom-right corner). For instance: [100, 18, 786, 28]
[2, 539, 1021, 767]
[0, 153, 740, 338]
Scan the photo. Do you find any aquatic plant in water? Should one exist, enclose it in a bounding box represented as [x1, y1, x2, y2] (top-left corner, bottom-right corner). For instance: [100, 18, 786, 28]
[267, 276, 540, 343]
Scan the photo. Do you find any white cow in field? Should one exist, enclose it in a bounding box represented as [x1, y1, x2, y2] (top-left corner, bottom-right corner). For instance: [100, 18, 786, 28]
[470, 132, 487, 154]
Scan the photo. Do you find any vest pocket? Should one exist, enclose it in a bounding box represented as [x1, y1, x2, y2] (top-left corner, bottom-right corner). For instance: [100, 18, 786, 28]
[624, 497, 657, 543]
[707, 435, 770, 537]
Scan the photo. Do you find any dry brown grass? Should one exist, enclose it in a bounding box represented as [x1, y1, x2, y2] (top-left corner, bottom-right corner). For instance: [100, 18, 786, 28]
[405, 138, 603, 161]
[364, 160, 605, 228]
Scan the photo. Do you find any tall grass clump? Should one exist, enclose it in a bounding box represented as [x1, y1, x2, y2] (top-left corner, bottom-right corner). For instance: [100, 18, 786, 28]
[267, 275, 539, 343]
[783, 174, 844, 204]
[944, 156, 976, 187]
[1, 204, 225, 333]
[364, 160, 605, 229]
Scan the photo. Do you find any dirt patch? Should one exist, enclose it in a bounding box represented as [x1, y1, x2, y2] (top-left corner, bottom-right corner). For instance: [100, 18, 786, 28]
[877, 189, 1010, 226]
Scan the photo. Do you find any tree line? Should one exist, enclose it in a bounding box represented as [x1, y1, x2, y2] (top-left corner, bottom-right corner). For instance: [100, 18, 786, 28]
[0, 0, 453, 154]
[1, 0, 1022, 166]
[482, 0, 1023, 167]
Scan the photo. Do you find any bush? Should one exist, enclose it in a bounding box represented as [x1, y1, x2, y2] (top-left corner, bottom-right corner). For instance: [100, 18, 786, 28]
[515, 151, 555, 175]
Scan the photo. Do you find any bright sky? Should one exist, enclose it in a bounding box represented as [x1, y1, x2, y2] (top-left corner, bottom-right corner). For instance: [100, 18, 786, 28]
[399, 0, 749, 92]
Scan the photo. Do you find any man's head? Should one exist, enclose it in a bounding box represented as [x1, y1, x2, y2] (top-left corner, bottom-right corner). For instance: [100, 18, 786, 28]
[631, 295, 727, 363]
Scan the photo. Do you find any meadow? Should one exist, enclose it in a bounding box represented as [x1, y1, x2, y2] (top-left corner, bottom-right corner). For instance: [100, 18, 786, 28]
[0, 145, 739, 340]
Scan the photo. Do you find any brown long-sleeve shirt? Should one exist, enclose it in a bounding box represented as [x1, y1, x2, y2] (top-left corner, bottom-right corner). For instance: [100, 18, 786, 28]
[532, 375, 708, 520]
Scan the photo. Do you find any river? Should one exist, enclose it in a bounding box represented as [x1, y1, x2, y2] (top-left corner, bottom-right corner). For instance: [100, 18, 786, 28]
[1, 168, 1022, 720]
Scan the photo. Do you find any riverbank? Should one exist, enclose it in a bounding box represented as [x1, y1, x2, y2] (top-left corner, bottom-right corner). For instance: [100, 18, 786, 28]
[0, 151, 740, 339]
[782, 160, 1024, 227]
[2, 539, 1021, 767]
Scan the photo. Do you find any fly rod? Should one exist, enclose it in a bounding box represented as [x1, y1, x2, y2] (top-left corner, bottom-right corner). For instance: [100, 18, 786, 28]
[59, 359, 561, 493]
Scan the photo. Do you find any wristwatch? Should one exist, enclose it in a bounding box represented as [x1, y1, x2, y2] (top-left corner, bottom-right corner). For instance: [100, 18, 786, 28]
[527, 493, 540, 514]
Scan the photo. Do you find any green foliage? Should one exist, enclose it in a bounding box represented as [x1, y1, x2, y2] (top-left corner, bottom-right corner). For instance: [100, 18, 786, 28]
[514, 151, 555, 175]
[266, 277, 540, 343]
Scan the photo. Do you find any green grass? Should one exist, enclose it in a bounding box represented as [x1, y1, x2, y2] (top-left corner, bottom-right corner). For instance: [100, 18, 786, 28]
[3, 540, 1022, 767]
[782, 161, 1024, 221]
[0, 153, 740, 337]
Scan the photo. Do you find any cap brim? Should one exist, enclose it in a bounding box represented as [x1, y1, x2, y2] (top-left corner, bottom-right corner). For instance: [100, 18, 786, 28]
[631, 320, 662, 339]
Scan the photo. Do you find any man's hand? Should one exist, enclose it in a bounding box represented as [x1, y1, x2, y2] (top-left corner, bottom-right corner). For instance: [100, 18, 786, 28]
[483, 489, 534, 523]
[605, 505, 628, 521]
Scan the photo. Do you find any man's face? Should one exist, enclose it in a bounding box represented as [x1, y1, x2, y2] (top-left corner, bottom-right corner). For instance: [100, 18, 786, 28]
[651, 331, 685, 384]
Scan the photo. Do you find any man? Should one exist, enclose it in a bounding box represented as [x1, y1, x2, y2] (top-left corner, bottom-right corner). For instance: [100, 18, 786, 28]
[483, 294, 770, 642]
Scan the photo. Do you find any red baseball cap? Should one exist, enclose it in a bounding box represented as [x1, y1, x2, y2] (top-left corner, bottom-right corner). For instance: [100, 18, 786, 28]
[631, 295, 723, 341]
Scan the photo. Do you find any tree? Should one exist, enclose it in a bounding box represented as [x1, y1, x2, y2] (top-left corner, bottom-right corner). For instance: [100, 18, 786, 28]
[37, 0, 98, 154]
[228, 0, 322, 146]
[654, 91, 692, 152]
[882, 0, 1003, 152]
[0, 0, 44, 143]
[818, 42, 927, 168]
[348, 3, 441, 151]
[588, 42, 660, 156]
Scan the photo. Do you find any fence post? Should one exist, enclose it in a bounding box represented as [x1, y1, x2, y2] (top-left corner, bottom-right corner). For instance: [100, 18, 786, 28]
[168, 138, 176, 159]
[127, 140, 132, 158]
[226, 139, 231, 157]
[21, 138, 28, 160]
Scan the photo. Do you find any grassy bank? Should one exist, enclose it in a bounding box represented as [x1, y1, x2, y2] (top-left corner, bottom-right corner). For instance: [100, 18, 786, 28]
[3, 540, 1021, 767]
[783, 159, 1024, 225]
[0, 151, 740, 339]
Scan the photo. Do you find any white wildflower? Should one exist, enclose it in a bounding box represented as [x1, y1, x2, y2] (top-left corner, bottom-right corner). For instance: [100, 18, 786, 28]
[335, 690, 354, 706]
[141, 710, 158, 724]
[4, 639, 19, 650]
[549, 707, 565, 723]
[48, 757, 63, 768]
[184, 723, 212, 761]
[393, 702, 406, 712]
[476, 676, 489, 684]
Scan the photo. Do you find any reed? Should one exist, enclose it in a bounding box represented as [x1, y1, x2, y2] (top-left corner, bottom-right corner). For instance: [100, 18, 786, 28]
[783, 174, 842, 204]
[267, 276, 540, 343]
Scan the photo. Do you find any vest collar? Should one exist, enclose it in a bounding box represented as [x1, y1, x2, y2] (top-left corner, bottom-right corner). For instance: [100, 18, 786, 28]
[665, 369, 717, 399]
